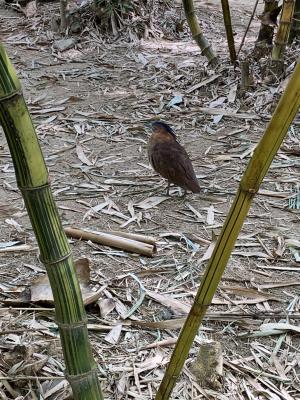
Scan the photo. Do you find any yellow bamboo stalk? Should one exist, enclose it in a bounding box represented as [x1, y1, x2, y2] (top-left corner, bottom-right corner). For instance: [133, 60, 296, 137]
[182, 0, 218, 64]
[155, 59, 300, 400]
[272, 0, 296, 60]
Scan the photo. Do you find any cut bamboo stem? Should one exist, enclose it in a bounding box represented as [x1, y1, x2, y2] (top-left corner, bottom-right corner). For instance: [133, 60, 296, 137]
[240, 60, 251, 90]
[65, 227, 157, 257]
[155, 60, 300, 400]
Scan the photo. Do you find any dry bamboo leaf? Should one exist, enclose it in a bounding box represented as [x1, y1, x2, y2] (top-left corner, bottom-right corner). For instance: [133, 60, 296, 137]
[22, 0, 37, 18]
[186, 74, 220, 93]
[206, 205, 215, 225]
[98, 298, 116, 317]
[221, 286, 282, 302]
[30, 258, 101, 305]
[116, 373, 128, 397]
[104, 323, 122, 344]
[76, 144, 93, 166]
[0, 203, 19, 218]
[233, 250, 273, 259]
[5, 218, 23, 233]
[134, 196, 169, 210]
[199, 240, 216, 263]
[146, 290, 190, 315]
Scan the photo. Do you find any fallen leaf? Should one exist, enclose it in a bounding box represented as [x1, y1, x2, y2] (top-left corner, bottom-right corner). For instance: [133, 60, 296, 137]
[104, 324, 122, 344]
[76, 144, 93, 166]
[134, 196, 169, 210]
[30, 258, 101, 305]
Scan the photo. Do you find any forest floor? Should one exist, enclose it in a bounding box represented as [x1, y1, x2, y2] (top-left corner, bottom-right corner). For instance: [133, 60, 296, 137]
[0, 0, 300, 399]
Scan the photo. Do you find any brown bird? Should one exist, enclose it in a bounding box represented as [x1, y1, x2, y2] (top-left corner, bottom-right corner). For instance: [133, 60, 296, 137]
[148, 121, 200, 195]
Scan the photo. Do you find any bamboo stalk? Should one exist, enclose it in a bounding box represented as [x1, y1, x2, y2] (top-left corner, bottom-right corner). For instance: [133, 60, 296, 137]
[0, 44, 103, 400]
[155, 60, 300, 400]
[289, 0, 300, 41]
[220, 0, 236, 63]
[182, 0, 218, 64]
[272, 0, 296, 60]
[65, 227, 156, 257]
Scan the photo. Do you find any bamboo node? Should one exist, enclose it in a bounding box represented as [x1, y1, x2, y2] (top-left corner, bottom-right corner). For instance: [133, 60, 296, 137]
[40, 251, 72, 266]
[65, 365, 98, 383]
[20, 183, 50, 192]
[56, 318, 88, 329]
[0, 89, 22, 102]
[240, 185, 257, 195]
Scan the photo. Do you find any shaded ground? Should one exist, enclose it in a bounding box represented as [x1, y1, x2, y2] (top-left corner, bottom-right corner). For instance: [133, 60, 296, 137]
[0, 0, 300, 399]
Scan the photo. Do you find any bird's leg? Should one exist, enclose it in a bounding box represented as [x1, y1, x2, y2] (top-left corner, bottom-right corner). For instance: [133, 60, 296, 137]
[166, 181, 170, 196]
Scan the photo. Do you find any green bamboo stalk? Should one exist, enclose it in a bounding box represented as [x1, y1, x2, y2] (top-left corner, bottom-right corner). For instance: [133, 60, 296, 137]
[272, 0, 296, 60]
[0, 43, 103, 400]
[182, 0, 218, 64]
[220, 0, 236, 63]
[155, 59, 300, 400]
[289, 0, 300, 42]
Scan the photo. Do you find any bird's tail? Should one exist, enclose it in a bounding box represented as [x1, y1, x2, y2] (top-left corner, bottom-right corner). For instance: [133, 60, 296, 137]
[189, 180, 201, 193]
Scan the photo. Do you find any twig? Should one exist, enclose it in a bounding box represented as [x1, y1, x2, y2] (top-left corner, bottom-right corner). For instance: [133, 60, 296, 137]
[237, 0, 260, 56]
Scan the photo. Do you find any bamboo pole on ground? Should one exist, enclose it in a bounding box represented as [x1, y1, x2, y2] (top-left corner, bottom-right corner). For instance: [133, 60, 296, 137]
[0, 43, 103, 400]
[64, 227, 156, 257]
[155, 60, 300, 400]
[182, 0, 218, 65]
[220, 0, 236, 64]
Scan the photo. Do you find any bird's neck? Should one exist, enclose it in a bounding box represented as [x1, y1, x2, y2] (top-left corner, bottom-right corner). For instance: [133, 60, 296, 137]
[150, 131, 175, 145]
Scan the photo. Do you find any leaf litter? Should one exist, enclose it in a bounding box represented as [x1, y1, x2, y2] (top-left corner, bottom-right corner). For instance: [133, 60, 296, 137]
[0, 0, 300, 399]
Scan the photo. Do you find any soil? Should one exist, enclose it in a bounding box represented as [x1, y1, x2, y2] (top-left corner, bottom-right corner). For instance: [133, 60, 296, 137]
[0, 0, 300, 399]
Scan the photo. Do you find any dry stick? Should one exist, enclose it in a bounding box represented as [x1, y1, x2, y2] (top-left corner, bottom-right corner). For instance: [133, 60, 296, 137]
[237, 0, 260, 56]
[64, 227, 156, 257]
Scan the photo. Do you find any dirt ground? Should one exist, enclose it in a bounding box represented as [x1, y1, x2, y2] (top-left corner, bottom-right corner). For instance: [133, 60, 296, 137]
[0, 0, 300, 399]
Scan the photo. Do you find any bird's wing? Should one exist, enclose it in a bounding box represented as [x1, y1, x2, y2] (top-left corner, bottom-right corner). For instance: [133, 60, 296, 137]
[150, 142, 199, 191]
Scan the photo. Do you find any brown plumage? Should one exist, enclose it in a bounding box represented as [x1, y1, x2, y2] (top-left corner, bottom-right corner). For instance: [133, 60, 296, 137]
[148, 121, 200, 195]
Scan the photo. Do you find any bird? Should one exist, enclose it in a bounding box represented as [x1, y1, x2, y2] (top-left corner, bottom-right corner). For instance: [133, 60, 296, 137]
[147, 121, 200, 196]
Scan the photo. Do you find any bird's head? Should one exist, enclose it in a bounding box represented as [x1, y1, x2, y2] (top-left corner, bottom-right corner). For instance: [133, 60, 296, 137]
[151, 121, 177, 140]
